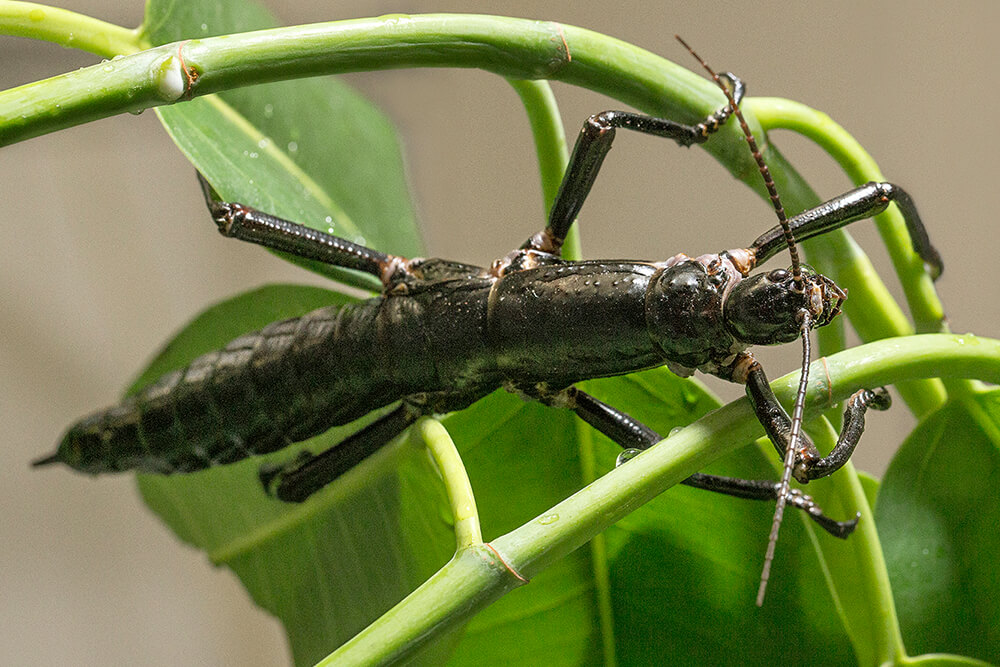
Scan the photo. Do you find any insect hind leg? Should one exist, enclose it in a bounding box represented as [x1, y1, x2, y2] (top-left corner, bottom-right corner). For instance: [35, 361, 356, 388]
[259, 402, 422, 503]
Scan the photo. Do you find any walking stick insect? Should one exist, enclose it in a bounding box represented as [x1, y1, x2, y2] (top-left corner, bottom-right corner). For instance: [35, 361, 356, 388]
[35, 39, 941, 604]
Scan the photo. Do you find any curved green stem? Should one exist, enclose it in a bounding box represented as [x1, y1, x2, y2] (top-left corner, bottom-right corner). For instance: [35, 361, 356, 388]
[414, 418, 482, 550]
[0, 0, 140, 57]
[328, 333, 1000, 664]
[506, 78, 579, 261]
[802, 420, 904, 665]
[749, 97, 946, 337]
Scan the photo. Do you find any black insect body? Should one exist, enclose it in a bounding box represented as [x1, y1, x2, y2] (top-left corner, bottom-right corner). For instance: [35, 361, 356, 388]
[36, 63, 940, 596]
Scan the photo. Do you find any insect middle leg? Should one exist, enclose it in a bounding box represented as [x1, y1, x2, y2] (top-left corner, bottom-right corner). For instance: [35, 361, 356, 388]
[521, 74, 745, 256]
[563, 384, 885, 538]
[750, 181, 943, 279]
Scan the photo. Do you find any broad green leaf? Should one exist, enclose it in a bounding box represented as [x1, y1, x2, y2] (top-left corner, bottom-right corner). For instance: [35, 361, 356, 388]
[876, 388, 1000, 664]
[143, 0, 422, 291]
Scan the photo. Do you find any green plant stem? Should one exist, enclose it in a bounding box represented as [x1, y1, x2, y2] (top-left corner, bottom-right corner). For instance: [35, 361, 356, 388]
[746, 97, 950, 416]
[0, 0, 140, 57]
[505, 78, 619, 660]
[327, 333, 1000, 664]
[802, 420, 904, 664]
[414, 418, 482, 550]
[506, 78, 579, 261]
[748, 97, 944, 335]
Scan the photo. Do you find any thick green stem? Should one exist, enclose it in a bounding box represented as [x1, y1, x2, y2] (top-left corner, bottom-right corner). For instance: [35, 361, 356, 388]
[327, 334, 1000, 664]
[746, 98, 949, 416]
[800, 421, 904, 665]
[748, 97, 945, 336]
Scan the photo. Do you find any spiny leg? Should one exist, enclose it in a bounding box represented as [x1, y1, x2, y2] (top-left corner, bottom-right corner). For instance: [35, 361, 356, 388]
[563, 386, 859, 538]
[750, 181, 943, 279]
[522, 74, 744, 256]
[258, 402, 422, 503]
[197, 173, 408, 287]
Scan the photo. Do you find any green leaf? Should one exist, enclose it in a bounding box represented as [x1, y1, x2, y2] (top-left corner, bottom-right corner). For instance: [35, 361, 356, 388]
[876, 388, 1000, 664]
[144, 0, 422, 291]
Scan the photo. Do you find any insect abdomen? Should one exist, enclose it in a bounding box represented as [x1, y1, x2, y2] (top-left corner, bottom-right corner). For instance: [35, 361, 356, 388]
[52, 300, 407, 475]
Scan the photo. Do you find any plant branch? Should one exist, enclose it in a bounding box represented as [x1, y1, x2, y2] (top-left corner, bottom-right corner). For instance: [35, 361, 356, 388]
[415, 418, 482, 550]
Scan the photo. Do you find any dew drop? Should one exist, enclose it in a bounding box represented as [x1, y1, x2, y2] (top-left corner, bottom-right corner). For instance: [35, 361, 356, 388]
[257, 138, 270, 149]
[538, 513, 559, 525]
[324, 216, 333, 224]
[287, 141, 298, 153]
[263, 103, 274, 118]
[616, 448, 641, 467]
[668, 426, 684, 437]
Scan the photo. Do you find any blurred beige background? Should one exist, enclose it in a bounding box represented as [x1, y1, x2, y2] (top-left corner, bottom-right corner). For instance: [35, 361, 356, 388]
[3, 1, 997, 664]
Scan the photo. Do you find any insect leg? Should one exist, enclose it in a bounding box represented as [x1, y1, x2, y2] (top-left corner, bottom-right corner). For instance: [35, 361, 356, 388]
[738, 354, 891, 484]
[565, 387, 859, 538]
[750, 181, 943, 279]
[522, 74, 745, 255]
[259, 402, 422, 503]
[198, 173, 407, 286]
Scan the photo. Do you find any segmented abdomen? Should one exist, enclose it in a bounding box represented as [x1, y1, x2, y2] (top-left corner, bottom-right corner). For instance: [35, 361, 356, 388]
[57, 299, 402, 474]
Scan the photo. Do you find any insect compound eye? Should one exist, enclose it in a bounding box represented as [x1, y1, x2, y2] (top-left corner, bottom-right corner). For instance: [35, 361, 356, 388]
[767, 268, 789, 283]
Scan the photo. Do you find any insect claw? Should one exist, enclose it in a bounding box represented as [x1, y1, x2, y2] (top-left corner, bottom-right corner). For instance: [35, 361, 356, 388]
[812, 511, 861, 540]
[784, 486, 860, 538]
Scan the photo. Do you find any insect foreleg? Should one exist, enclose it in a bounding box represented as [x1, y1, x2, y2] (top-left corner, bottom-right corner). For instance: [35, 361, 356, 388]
[259, 402, 423, 503]
[750, 181, 943, 279]
[523, 74, 745, 256]
[562, 387, 858, 538]
[197, 173, 407, 286]
[739, 354, 891, 484]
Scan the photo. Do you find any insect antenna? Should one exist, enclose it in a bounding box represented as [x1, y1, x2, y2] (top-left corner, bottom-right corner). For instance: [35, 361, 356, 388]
[673, 35, 802, 284]
[675, 35, 813, 605]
